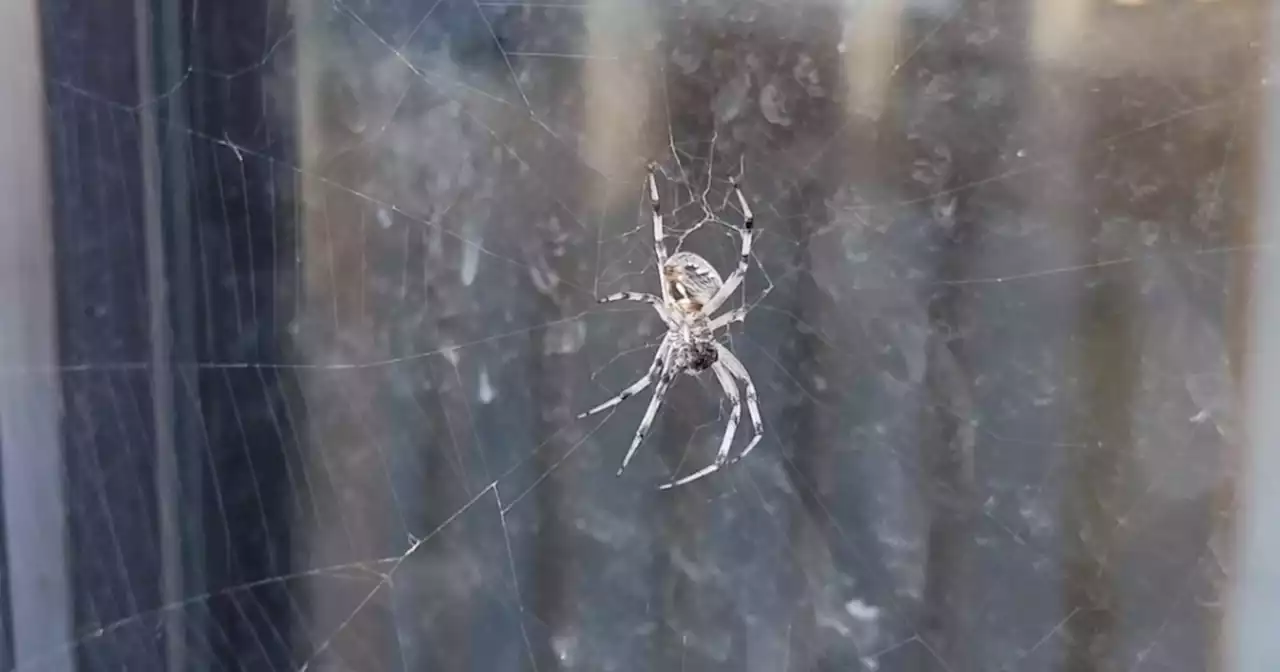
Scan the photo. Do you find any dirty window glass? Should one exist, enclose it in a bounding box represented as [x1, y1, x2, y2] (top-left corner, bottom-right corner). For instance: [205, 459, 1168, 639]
[3, 0, 1275, 670]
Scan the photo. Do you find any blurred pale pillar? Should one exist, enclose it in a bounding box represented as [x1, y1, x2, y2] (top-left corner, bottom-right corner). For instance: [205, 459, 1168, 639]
[584, 0, 654, 194]
[1030, 0, 1090, 65]
[840, 0, 903, 120]
[0, 0, 74, 670]
[1227, 3, 1280, 669]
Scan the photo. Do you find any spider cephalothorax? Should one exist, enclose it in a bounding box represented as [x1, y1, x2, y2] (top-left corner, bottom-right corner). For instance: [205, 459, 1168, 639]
[578, 164, 763, 490]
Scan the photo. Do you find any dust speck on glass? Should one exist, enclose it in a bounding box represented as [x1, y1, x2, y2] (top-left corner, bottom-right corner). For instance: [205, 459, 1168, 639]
[4, 0, 1270, 670]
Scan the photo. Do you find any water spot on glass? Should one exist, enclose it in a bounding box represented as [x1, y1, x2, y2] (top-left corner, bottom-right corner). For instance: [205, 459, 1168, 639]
[671, 47, 700, 75]
[478, 366, 495, 404]
[759, 81, 792, 126]
[551, 634, 576, 663]
[712, 72, 751, 123]
[333, 77, 365, 134]
[845, 599, 881, 623]
[460, 242, 479, 287]
[460, 217, 480, 286]
[544, 321, 586, 355]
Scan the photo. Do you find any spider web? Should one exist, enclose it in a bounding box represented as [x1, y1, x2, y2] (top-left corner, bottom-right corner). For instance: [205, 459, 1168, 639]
[3, 0, 1268, 670]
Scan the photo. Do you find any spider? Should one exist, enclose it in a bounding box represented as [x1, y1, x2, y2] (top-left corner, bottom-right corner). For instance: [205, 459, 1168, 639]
[578, 162, 763, 490]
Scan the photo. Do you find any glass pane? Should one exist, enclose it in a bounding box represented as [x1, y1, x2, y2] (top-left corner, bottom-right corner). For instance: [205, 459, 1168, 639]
[6, 0, 1271, 670]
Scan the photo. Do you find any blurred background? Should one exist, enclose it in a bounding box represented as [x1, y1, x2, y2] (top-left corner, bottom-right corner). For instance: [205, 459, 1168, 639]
[1, 0, 1276, 670]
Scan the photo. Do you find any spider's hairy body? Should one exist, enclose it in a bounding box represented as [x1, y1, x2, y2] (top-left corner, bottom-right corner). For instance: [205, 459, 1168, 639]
[670, 314, 718, 373]
[580, 163, 765, 489]
[663, 253, 722, 373]
[664, 251, 724, 314]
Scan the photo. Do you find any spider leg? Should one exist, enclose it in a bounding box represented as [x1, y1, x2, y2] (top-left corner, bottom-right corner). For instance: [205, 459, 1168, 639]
[577, 338, 670, 419]
[648, 163, 673, 306]
[617, 369, 676, 477]
[707, 283, 770, 330]
[599, 291, 660, 305]
[598, 291, 675, 327]
[701, 177, 755, 315]
[707, 304, 749, 331]
[659, 361, 741, 489]
[714, 343, 764, 462]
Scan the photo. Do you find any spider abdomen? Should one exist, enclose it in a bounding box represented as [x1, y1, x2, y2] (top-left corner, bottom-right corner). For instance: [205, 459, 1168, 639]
[687, 341, 718, 372]
[663, 251, 723, 312]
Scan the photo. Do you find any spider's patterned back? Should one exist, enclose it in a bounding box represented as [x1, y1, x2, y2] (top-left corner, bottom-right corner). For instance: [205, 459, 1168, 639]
[663, 251, 724, 310]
